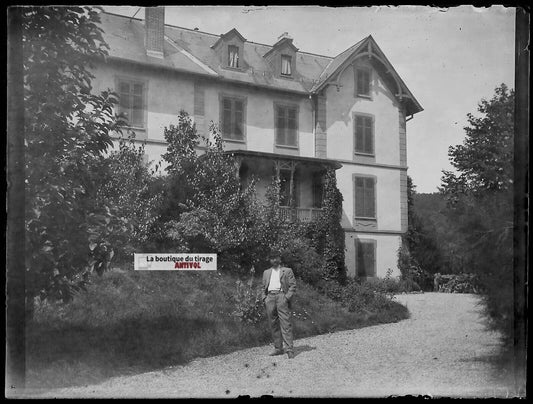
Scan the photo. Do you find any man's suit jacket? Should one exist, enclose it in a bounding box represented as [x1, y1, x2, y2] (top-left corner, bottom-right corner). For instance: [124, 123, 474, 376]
[262, 266, 297, 305]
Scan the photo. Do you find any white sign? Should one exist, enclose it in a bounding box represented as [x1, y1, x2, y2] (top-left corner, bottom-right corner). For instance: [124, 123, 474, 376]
[134, 253, 217, 271]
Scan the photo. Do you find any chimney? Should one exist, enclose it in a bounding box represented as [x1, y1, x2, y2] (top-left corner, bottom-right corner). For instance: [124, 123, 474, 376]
[145, 7, 165, 58]
[277, 32, 292, 42]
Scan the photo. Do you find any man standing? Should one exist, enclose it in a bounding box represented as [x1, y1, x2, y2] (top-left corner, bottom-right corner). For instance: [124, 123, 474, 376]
[262, 252, 297, 359]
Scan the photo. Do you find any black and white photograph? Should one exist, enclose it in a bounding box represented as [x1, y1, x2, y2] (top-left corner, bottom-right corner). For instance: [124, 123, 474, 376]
[6, 5, 527, 398]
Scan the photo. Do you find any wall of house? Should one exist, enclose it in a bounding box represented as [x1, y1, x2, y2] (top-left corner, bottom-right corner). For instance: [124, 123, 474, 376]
[202, 83, 314, 157]
[91, 61, 315, 166]
[325, 58, 401, 166]
[335, 165, 403, 230]
[344, 232, 403, 278]
[323, 57, 406, 278]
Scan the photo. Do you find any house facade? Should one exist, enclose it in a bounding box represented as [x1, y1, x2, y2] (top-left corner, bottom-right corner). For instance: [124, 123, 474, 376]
[92, 8, 423, 278]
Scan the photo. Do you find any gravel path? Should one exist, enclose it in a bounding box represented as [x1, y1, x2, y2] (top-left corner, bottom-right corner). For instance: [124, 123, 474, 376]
[24, 293, 519, 398]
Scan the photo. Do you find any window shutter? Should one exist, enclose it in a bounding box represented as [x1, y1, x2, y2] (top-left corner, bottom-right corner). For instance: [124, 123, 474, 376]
[356, 242, 365, 277]
[364, 177, 375, 217]
[364, 117, 373, 154]
[234, 100, 244, 139]
[355, 116, 364, 152]
[276, 106, 285, 145]
[222, 99, 232, 137]
[363, 243, 375, 276]
[287, 108, 297, 146]
[355, 177, 365, 217]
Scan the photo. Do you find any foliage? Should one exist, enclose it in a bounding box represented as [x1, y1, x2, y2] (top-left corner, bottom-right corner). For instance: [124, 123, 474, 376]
[94, 134, 163, 259]
[441, 84, 514, 197]
[229, 268, 264, 324]
[157, 111, 263, 274]
[366, 268, 421, 294]
[402, 176, 444, 281]
[306, 169, 347, 283]
[157, 111, 346, 279]
[315, 277, 397, 313]
[23, 6, 125, 303]
[439, 83, 514, 343]
[26, 268, 408, 389]
[434, 273, 482, 294]
[397, 244, 429, 291]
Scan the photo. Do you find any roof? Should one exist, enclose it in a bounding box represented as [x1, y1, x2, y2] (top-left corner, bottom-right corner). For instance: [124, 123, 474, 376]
[99, 12, 422, 115]
[223, 150, 343, 170]
[99, 12, 330, 93]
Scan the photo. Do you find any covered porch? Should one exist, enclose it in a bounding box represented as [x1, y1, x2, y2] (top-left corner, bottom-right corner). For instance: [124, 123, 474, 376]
[226, 150, 342, 222]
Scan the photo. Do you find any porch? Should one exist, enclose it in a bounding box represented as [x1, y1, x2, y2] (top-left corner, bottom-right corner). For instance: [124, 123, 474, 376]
[225, 150, 342, 223]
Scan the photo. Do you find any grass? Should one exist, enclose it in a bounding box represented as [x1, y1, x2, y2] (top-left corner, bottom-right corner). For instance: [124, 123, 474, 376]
[26, 266, 409, 390]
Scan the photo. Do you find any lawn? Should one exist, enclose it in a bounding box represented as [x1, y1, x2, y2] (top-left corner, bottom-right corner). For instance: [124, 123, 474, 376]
[26, 267, 409, 389]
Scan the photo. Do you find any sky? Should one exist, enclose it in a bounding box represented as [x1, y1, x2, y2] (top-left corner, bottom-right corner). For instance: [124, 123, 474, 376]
[104, 5, 516, 193]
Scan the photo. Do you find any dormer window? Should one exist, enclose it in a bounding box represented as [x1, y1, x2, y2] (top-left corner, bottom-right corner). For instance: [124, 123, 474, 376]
[281, 55, 292, 76]
[228, 45, 239, 68]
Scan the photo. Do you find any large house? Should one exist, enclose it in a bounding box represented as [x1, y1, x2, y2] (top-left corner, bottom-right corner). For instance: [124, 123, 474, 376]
[92, 7, 423, 278]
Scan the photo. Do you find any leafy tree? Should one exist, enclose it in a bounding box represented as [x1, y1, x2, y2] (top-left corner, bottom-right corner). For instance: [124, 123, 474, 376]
[308, 169, 347, 283]
[94, 135, 163, 259]
[401, 177, 443, 289]
[158, 111, 262, 274]
[440, 84, 514, 343]
[23, 6, 124, 305]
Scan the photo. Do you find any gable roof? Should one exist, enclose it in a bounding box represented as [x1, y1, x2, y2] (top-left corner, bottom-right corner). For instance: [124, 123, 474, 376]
[211, 28, 247, 49]
[263, 36, 299, 58]
[98, 12, 422, 115]
[311, 35, 423, 115]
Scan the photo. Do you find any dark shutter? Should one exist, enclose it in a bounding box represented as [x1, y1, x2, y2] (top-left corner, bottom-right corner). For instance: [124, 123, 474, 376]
[363, 116, 373, 154]
[357, 240, 376, 277]
[364, 177, 375, 217]
[355, 177, 365, 217]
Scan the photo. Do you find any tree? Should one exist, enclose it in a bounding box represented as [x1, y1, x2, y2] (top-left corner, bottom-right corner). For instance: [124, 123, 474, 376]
[158, 111, 262, 274]
[308, 169, 347, 283]
[400, 176, 443, 290]
[23, 7, 124, 305]
[440, 83, 514, 343]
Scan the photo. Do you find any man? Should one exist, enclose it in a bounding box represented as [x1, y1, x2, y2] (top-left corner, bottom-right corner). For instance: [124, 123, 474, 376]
[262, 252, 297, 359]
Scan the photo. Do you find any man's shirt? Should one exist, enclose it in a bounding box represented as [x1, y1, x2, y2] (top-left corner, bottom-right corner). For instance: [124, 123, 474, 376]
[268, 267, 281, 291]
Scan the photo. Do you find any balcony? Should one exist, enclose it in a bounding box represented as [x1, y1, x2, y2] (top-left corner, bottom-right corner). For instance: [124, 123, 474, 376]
[279, 207, 323, 222]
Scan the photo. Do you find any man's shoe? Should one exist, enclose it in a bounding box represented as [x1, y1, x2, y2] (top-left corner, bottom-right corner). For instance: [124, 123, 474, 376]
[287, 351, 295, 359]
[269, 349, 284, 356]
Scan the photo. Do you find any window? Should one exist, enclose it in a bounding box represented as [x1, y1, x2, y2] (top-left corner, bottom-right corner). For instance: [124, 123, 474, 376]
[228, 45, 239, 68]
[275, 104, 298, 147]
[221, 96, 245, 141]
[312, 173, 324, 208]
[356, 239, 376, 277]
[281, 55, 292, 76]
[354, 176, 376, 218]
[118, 79, 145, 128]
[355, 67, 371, 97]
[354, 114, 374, 155]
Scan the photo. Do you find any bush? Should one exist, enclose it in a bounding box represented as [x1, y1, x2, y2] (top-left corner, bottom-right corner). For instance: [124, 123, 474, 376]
[434, 273, 482, 294]
[280, 237, 324, 287]
[314, 277, 397, 314]
[229, 271, 264, 325]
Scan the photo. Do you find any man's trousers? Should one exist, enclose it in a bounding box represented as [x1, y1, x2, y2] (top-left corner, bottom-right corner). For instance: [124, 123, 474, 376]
[265, 292, 294, 352]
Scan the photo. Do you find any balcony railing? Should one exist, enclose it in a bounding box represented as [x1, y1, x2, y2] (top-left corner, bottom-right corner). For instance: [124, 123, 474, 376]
[279, 207, 323, 222]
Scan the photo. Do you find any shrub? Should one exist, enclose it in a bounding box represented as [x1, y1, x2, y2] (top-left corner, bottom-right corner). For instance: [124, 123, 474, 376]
[434, 273, 482, 294]
[230, 280, 264, 324]
[229, 269, 264, 324]
[280, 237, 324, 287]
